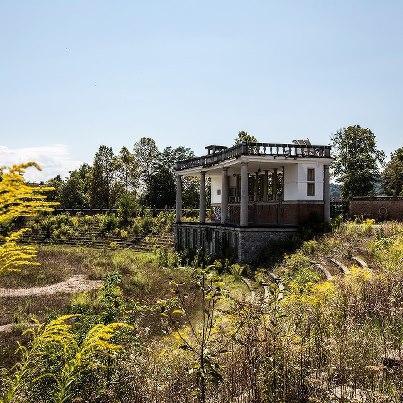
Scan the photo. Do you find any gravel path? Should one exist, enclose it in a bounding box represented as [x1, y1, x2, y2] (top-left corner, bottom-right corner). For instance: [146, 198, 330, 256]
[0, 275, 103, 298]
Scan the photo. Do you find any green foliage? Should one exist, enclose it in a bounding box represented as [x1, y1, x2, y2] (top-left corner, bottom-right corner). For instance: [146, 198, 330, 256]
[90, 145, 115, 209]
[28, 210, 175, 243]
[300, 239, 318, 255]
[58, 164, 91, 209]
[99, 213, 119, 234]
[331, 125, 385, 199]
[2, 222, 403, 402]
[0, 315, 131, 403]
[70, 272, 125, 329]
[341, 218, 376, 236]
[156, 248, 180, 269]
[116, 192, 138, 225]
[143, 166, 176, 208]
[44, 137, 199, 213]
[330, 214, 343, 231]
[115, 146, 139, 193]
[234, 130, 257, 144]
[382, 146, 403, 196]
[165, 268, 230, 402]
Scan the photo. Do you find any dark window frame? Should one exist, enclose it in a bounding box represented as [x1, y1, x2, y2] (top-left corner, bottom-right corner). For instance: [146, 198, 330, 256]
[307, 168, 315, 196]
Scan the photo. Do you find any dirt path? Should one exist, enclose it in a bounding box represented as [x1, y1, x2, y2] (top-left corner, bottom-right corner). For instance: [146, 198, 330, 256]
[0, 275, 103, 298]
[0, 324, 14, 333]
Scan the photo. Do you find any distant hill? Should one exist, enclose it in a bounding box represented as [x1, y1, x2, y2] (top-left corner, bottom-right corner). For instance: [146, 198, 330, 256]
[330, 183, 341, 201]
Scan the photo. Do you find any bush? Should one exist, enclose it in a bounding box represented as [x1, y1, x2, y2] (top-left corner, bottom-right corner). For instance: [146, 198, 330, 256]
[116, 193, 139, 225]
[156, 248, 180, 269]
[100, 214, 119, 234]
[300, 239, 318, 255]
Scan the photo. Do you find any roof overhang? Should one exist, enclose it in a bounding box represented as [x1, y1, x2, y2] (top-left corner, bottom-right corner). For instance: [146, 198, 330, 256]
[176, 155, 333, 177]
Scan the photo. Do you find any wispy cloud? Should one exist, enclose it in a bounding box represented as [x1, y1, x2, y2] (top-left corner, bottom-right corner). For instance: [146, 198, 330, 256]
[0, 144, 82, 182]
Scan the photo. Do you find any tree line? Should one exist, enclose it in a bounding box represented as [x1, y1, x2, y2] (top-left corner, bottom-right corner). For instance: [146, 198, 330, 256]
[331, 125, 402, 200]
[44, 127, 402, 212]
[46, 137, 199, 211]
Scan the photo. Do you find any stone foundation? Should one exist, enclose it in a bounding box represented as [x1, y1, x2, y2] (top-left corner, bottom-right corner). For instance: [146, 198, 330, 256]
[175, 223, 297, 264]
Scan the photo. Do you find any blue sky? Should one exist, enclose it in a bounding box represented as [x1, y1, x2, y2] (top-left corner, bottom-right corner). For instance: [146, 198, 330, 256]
[0, 1, 402, 180]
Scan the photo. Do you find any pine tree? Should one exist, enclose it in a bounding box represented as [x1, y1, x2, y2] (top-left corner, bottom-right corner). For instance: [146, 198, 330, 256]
[90, 146, 115, 209]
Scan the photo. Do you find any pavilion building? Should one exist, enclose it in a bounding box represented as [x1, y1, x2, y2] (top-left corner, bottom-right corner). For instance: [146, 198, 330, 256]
[174, 140, 332, 263]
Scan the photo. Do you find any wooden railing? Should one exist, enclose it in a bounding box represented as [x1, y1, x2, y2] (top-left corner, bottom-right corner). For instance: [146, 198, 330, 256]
[175, 142, 331, 171]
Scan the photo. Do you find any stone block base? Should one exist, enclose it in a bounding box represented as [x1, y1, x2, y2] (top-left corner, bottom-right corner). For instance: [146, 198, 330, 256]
[175, 223, 297, 264]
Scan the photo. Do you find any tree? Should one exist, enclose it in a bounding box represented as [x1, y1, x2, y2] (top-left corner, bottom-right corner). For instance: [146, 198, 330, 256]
[382, 147, 403, 196]
[46, 175, 63, 202]
[159, 146, 194, 171]
[143, 166, 176, 208]
[60, 164, 92, 209]
[90, 146, 115, 209]
[0, 163, 56, 275]
[331, 125, 385, 200]
[234, 130, 257, 145]
[133, 137, 160, 193]
[115, 146, 139, 193]
[142, 145, 197, 209]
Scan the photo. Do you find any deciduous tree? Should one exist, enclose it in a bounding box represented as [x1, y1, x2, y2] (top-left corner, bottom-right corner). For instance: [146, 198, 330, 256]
[133, 137, 160, 193]
[331, 125, 384, 200]
[382, 147, 403, 196]
[234, 130, 257, 145]
[90, 146, 115, 209]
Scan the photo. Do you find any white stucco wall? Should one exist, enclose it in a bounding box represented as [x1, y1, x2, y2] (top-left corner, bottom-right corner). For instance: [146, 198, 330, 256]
[210, 162, 326, 204]
[210, 175, 222, 204]
[283, 162, 324, 201]
[210, 174, 237, 204]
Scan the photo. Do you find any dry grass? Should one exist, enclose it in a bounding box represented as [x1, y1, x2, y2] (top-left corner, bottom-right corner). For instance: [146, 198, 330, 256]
[0, 221, 402, 402]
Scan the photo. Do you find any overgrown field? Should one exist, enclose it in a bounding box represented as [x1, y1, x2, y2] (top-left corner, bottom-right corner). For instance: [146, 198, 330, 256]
[0, 220, 402, 402]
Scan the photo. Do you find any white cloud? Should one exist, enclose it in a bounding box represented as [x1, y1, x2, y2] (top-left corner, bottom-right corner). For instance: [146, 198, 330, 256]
[0, 144, 82, 182]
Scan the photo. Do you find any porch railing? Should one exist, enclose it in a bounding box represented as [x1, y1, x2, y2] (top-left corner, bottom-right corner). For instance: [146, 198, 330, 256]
[175, 142, 331, 171]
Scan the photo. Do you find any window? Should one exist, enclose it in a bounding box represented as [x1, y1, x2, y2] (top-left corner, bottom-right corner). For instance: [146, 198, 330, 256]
[217, 189, 221, 195]
[307, 182, 315, 196]
[307, 168, 315, 182]
[307, 168, 315, 196]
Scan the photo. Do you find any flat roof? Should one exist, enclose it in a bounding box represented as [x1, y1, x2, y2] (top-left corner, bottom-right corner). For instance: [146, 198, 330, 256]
[175, 142, 331, 172]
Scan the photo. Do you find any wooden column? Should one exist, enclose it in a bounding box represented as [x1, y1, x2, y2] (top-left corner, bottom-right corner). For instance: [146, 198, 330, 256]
[199, 171, 206, 223]
[221, 168, 228, 224]
[175, 174, 182, 223]
[240, 162, 249, 227]
[323, 165, 330, 223]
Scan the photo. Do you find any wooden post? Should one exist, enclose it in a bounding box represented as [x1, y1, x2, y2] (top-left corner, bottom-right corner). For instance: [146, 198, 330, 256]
[240, 162, 249, 227]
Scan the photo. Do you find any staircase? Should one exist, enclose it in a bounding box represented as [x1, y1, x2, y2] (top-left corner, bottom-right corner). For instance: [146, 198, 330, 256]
[20, 226, 174, 251]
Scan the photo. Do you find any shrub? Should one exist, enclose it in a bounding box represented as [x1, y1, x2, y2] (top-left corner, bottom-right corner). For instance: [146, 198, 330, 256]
[156, 248, 180, 269]
[116, 193, 139, 225]
[300, 239, 318, 255]
[100, 214, 119, 234]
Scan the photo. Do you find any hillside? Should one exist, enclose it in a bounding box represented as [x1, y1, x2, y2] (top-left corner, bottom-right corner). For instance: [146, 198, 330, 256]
[0, 220, 402, 402]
